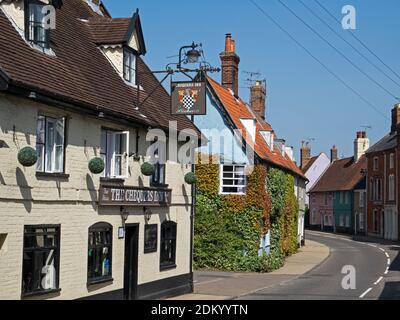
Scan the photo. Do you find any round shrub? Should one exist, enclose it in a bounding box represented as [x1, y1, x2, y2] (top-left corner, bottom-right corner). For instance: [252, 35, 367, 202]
[184, 172, 197, 184]
[17, 147, 38, 167]
[88, 157, 105, 174]
[141, 162, 155, 176]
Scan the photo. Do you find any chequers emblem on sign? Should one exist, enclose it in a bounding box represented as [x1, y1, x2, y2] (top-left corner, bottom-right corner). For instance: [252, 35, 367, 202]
[178, 88, 199, 111]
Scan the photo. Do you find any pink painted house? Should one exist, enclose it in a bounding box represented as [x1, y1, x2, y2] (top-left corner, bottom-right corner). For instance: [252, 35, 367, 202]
[309, 191, 334, 231]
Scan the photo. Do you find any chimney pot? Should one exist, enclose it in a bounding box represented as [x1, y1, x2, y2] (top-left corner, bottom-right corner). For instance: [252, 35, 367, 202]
[331, 145, 338, 163]
[250, 81, 267, 120]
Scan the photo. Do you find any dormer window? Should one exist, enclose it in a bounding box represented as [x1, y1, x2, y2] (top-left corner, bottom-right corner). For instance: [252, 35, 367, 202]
[25, 1, 49, 49]
[123, 48, 137, 85]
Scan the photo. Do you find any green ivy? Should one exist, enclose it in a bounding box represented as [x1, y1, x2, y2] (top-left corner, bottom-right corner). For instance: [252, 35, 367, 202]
[194, 160, 298, 273]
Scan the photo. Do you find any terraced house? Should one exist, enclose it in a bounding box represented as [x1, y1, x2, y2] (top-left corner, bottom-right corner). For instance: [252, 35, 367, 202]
[0, 0, 198, 300]
[366, 104, 400, 240]
[309, 132, 368, 234]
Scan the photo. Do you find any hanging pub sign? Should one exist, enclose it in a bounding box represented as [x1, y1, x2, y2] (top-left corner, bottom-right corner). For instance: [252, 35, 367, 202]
[99, 186, 172, 207]
[171, 81, 206, 115]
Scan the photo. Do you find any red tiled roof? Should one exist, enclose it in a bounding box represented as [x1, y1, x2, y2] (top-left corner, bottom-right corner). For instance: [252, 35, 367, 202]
[310, 155, 366, 192]
[87, 17, 131, 45]
[207, 77, 306, 179]
[0, 0, 195, 134]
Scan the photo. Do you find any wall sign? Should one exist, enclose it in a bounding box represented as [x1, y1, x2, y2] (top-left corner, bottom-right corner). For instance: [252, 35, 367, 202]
[99, 186, 172, 207]
[171, 81, 206, 115]
[118, 227, 125, 239]
[144, 224, 158, 253]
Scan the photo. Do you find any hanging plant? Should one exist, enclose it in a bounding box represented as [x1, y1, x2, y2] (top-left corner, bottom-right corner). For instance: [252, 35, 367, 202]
[184, 172, 197, 185]
[88, 157, 105, 174]
[17, 146, 38, 167]
[141, 162, 155, 176]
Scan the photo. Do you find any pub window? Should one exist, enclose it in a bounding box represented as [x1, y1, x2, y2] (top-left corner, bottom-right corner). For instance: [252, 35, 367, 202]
[100, 129, 129, 178]
[25, 0, 50, 49]
[36, 115, 65, 173]
[22, 225, 60, 296]
[151, 163, 166, 186]
[220, 164, 246, 194]
[160, 221, 177, 270]
[144, 224, 158, 254]
[123, 48, 137, 85]
[87, 222, 112, 284]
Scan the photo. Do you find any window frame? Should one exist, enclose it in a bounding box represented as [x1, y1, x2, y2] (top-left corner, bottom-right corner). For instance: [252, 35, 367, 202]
[123, 47, 137, 85]
[160, 220, 177, 271]
[219, 164, 247, 195]
[21, 225, 61, 297]
[24, 0, 50, 49]
[388, 174, 395, 201]
[100, 128, 129, 179]
[87, 222, 113, 285]
[144, 224, 158, 254]
[390, 153, 395, 169]
[36, 115, 66, 174]
[373, 156, 379, 171]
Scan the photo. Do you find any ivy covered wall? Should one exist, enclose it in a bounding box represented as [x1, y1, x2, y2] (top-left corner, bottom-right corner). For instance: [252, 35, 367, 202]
[193, 157, 299, 272]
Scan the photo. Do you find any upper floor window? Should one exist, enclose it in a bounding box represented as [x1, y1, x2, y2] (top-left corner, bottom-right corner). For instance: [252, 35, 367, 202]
[123, 48, 137, 85]
[373, 157, 379, 171]
[36, 115, 65, 173]
[220, 164, 246, 194]
[359, 191, 365, 208]
[88, 222, 112, 284]
[100, 129, 129, 178]
[25, 1, 49, 49]
[388, 174, 395, 201]
[151, 163, 166, 187]
[390, 153, 395, 169]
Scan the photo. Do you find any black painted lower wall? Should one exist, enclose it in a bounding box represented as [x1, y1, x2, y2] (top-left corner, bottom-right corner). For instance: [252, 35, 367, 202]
[81, 273, 193, 300]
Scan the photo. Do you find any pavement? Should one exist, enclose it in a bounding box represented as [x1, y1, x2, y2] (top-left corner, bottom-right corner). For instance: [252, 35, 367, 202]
[168, 239, 330, 300]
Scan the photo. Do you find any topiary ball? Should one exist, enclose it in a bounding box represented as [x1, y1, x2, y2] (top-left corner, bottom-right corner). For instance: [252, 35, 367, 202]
[88, 157, 105, 174]
[184, 172, 197, 185]
[18, 146, 38, 167]
[141, 162, 155, 176]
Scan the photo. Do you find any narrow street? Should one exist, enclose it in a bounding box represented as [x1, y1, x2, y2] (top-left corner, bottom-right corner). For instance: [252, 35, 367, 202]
[182, 231, 400, 300]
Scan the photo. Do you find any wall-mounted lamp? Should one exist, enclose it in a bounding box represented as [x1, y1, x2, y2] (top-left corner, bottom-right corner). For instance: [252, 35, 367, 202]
[144, 207, 152, 223]
[120, 206, 129, 223]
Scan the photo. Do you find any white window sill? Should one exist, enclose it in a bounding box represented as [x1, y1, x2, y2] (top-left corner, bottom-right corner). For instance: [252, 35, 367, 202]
[124, 81, 143, 91]
[219, 192, 246, 196]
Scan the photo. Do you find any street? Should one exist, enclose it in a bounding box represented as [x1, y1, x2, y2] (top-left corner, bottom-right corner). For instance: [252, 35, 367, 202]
[187, 231, 400, 300]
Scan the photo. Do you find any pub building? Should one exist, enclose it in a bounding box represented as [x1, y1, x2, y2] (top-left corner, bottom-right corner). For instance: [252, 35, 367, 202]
[0, 0, 199, 299]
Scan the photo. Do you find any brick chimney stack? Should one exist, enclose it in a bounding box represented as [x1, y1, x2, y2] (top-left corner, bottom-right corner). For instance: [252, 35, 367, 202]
[220, 33, 240, 96]
[354, 131, 369, 162]
[391, 103, 400, 134]
[331, 145, 338, 163]
[250, 80, 267, 120]
[300, 141, 311, 169]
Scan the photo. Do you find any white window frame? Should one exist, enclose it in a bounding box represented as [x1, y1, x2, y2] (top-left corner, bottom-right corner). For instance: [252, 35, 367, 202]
[219, 164, 247, 195]
[36, 115, 65, 174]
[359, 191, 365, 208]
[101, 129, 129, 179]
[123, 48, 137, 85]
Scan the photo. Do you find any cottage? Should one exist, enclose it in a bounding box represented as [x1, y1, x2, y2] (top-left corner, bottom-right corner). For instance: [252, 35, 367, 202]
[194, 34, 307, 258]
[0, 0, 198, 300]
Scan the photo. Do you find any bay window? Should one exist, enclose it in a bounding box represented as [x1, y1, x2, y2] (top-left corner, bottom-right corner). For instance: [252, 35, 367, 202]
[36, 115, 65, 173]
[25, 1, 49, 49]
[123, 48, 136, 85]
[220, 164, 246, 194]
[100, 129, 129, 178]
[22, 225, 60, 296]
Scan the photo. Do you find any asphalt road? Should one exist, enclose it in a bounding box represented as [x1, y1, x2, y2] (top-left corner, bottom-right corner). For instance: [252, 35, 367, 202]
[239, 231, 400, 300]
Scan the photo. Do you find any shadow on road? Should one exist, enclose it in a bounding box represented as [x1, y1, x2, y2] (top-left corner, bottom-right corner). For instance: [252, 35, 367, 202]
[379, 246, 400, 300]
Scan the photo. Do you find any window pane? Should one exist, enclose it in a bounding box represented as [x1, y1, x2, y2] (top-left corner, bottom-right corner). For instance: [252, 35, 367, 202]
[45, 120, 55, 172]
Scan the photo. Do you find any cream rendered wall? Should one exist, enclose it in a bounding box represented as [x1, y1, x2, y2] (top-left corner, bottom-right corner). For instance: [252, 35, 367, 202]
[101, 46, 124, 78]
[0, 93, 192, 300]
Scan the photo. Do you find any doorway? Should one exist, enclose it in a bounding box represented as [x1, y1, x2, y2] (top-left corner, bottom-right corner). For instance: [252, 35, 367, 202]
[123, 224, 139, 300]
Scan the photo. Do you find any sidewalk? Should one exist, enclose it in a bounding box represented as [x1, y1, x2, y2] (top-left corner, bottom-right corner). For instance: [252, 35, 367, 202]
[168, 240, 330, 300]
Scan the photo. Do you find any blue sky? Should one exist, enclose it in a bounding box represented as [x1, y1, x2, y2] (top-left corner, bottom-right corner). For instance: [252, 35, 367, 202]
[103, 0, 400, 160]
